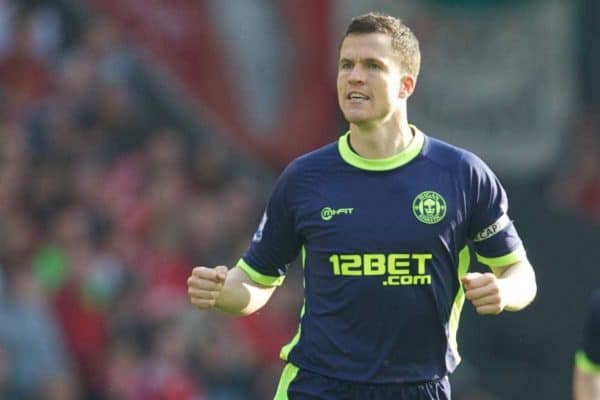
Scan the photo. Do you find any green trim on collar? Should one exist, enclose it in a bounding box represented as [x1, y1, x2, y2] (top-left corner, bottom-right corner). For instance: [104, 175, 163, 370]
[337, 125, 424, 171]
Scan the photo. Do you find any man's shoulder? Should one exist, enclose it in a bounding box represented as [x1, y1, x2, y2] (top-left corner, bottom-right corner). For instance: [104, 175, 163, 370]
[419, 130, 500, 186]
[273, 138, 340, 190]
[285, 138, 340, 173]
[422, 134, 480, 170]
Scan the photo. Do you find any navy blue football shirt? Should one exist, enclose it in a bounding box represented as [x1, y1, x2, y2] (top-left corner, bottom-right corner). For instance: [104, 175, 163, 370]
[576, 289, 600, 373]
[238, 126, 526, 383]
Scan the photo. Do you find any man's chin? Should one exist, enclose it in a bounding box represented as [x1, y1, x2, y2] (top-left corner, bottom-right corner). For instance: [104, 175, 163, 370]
[343, 113, 371, 125]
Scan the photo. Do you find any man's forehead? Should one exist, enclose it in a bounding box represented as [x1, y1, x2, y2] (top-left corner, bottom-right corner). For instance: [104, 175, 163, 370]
[339, 33, 395, 60]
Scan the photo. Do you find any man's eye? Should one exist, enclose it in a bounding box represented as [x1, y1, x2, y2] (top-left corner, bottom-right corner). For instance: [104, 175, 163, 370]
[340, 62, 352, 69]
[367, 62, 380, 69]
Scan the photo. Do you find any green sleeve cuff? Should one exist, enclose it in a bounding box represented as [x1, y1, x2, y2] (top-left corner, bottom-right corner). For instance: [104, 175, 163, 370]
[476, 246, 526, 268]
[575, 350, 600, 373]
[236, 258, 285, 287]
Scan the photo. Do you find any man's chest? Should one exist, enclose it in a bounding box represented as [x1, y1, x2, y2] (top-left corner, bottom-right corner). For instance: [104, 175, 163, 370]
[296, 170, 463, 250]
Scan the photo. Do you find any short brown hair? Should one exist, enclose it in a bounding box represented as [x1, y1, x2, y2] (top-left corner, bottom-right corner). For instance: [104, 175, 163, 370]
[343, 12, 421, 77]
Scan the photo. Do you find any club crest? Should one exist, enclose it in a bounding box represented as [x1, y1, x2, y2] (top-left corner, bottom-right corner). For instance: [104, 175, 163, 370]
[412, 191, 446, 224]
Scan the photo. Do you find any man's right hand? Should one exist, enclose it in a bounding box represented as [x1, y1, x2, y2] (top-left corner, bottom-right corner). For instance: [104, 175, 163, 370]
[187, 266, 228, 309]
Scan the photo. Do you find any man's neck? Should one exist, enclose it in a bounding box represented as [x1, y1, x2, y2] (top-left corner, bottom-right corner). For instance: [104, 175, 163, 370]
[348, 118, 414, 159]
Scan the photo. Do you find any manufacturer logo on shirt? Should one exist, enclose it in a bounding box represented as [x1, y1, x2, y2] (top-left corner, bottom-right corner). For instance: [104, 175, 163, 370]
[252, 212, 267, 242]
[321, 207, 354, 221]
[412, 191, 446, 224]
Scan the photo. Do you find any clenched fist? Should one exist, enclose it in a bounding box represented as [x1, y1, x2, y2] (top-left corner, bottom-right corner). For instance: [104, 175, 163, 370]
[462, 272, 506, 315]
[187, 266, 228, 309]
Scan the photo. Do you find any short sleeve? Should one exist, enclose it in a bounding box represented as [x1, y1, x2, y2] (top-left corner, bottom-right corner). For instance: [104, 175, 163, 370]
[463, 152, 525, 268]
[237, 163, 302, 287]
[576, 290, 600, 373]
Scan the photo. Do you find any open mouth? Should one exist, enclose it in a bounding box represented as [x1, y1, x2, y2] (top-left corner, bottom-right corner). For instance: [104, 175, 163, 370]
[347, 92, 370, 100]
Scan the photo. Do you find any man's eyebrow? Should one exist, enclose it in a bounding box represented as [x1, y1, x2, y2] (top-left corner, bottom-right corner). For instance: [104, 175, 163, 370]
[363, 58, 385, 64]
[339, 57, 386, 64]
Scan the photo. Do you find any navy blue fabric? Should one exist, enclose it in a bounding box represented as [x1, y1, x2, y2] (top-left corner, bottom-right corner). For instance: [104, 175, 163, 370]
[582, 289, 600, 364]
[286, 366, 451, 400]
[243, 131, 523, 383]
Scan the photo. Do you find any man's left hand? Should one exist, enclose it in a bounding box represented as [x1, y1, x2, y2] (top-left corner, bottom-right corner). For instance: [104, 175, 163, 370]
[462, 272, 506, 315]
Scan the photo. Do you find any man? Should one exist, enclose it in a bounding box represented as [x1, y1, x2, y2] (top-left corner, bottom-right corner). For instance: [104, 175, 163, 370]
[573, 289, 600, 400]
[187, 12, 537, 399]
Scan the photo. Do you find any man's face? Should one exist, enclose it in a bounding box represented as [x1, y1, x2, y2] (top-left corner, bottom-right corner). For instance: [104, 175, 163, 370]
[337, 33, 406, 127]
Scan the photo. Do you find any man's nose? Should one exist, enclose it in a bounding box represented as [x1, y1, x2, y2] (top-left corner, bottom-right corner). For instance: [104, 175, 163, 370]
[348, 66, 365, 84]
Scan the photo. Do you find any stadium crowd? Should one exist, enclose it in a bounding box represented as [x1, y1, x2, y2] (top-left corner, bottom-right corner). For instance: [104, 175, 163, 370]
[548, 0, 600, 223]
[0, 4, 304, 399]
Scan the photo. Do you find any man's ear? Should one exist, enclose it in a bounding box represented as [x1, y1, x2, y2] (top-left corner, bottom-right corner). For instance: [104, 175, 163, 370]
[399, 75, 416, 99]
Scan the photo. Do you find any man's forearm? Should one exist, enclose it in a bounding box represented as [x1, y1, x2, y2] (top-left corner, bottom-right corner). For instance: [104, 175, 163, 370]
[574, 366, 600, 400]
[214, 267, 276, 316]
[494, 259, 537, 311]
